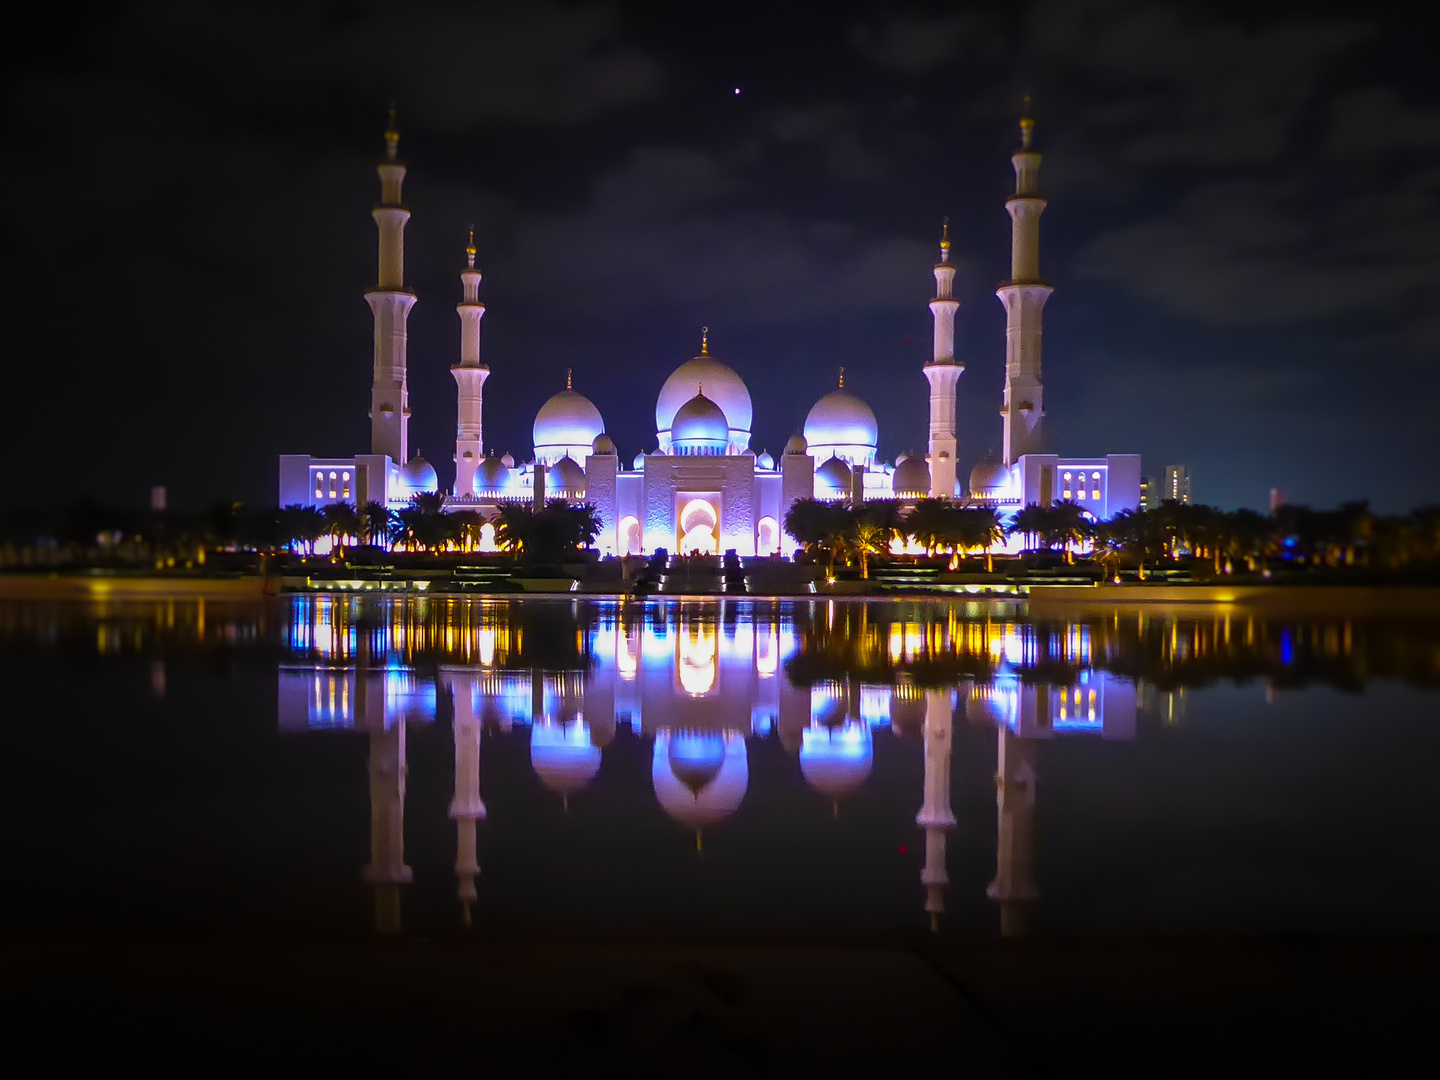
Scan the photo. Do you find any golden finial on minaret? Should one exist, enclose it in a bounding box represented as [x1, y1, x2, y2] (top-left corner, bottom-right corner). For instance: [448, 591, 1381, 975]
[465, 223, 476, 269]
[838, 367, 845, 390]
[566, 368, 573, 391]
[700, 326, 709, 356]
[940, 215, 951, 250]
[384, 103, 400, 161]
[1020, 95, 1035, 149]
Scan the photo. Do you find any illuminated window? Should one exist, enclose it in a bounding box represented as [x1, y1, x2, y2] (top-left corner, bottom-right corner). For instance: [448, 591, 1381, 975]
[342, 471, 350, 481]
[1077, 489, 1086, 500]
[1092, 471, 1101, 481]
[1063, 471, 1072, 482]
[329, 471, 337, 480]
[1092, 490, 1100, 501]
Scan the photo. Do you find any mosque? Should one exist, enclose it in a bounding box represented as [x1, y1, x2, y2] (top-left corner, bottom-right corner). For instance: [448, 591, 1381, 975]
[278, 110, 1141, 556]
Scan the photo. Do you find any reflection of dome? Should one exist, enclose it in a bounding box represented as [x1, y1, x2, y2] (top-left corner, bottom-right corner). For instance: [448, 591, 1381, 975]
[800, 724, 874, 799]
[892, 454, 931, 497]
[970, 459, 1009, 494]
[815, 456, 852, 498]
[591, 434, 617, 456]
[784, 434, 808, 456]
[671, 393, 730, 455]
[400, 455, 438, 493]
[652, 731, 748, 829]
[534, 389, 604, 452]
[530, 721, 601, 797]
[757, 451, 775, 470]
[667, 732, 726, 794]
[548, 455, 586, 495]
[804, 389, 878, 450]
[888, 686, 927, 737]
[475, 454, 510, 493]
[657, 354, 752, 440]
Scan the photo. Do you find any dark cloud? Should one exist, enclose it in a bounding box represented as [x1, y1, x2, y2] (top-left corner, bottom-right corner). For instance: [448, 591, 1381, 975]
[849, 11, 1003, 72]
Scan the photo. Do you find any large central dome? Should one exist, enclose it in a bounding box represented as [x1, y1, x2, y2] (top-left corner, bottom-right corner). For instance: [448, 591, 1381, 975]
[656, 336, 752, 449]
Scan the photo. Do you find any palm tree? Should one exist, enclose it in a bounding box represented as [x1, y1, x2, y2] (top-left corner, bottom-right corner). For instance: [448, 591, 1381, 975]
[495, 504, 535, 556]
[278, 504, 326, 555]
[903, 499, 951, 557]
[960, 506, 1005, 572]
[321, 502, 362, 558]
[851, 520, 888, 579]
[1008, 503, 1049, 552]
[1047, 501, 1094, 565]
[360, 501, 396, 548]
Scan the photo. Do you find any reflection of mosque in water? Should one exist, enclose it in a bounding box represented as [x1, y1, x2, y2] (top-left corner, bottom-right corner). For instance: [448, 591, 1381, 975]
[278, 597, 1179, 935]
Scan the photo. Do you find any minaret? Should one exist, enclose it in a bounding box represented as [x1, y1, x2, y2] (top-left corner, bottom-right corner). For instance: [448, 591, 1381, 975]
[449, 675, 487, 927]
[916, 689, 957, 932]
[362, 718, 413, 934]
[997, 102, 1052, 466]
[452, 228, 490, 497]
[986, 724, 1039, 937]
[366, 108, 417, 465]
[923, 219, 963, 498]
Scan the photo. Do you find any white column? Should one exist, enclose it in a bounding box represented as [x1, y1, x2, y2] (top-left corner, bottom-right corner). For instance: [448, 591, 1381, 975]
[924, 221, 963, 498]
[916, 689, 956, 931]
[362, 718, 412, 934]
[367, 114, 416, 466]
[452, 231, 490, 497]
[997, 111, 1052, 466]
[986, 724, 1039, 937]
[448, 673, 487, 927]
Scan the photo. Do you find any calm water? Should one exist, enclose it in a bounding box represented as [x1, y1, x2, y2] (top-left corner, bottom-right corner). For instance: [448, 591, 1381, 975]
[3, 595, 1439, 942]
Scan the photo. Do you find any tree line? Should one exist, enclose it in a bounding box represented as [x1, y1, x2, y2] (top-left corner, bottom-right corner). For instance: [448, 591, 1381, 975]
[783, 497, 1440, 578]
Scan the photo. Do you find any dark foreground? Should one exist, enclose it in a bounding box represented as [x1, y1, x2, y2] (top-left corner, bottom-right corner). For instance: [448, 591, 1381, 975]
[9, 933, 1435, 1074]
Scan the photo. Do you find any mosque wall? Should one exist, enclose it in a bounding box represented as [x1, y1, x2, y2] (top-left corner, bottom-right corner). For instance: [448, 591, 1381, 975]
[583, 453, 619, 556]
[640, 455, 758, 555]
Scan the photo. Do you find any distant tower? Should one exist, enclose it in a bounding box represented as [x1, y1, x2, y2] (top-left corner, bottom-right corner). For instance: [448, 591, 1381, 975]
[998, 101, 1052, 466]
[924, 219, 963, 498]
[452, 229, 490, 497]
[916, 689, 957, 931]
[367, 108, 417, 465]
[987, 724, 1039, 937]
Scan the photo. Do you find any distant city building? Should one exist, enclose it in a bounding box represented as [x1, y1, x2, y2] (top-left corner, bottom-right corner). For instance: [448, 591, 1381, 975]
[1139, 475, 1157, 511]
[280, 108, 1142, 554]
[1163, 465, 1192, 505]
[150, 486, 167, 513]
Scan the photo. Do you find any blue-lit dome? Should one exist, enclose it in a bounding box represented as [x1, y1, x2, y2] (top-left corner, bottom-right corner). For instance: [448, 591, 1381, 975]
[475, 454, 510, 493]
[757, 451, 775, 471]
[591, 434, 617, 456]
[534, 388, 604, 458]
[893, 454, 931, 497]
[667, 731, 727, 794]
[400, 455, 438, 494]
[670, 392, 729, 455]
[530, 720, 602, 797]
[657, 354, 752, 441]
[804, 389, 878, 451]
[784, 434, 808, 456]
[800, 723, 874, 799]
[548, 454, 586, 496]
[814, 455, 852, 498]
[652, 731, 749, 829]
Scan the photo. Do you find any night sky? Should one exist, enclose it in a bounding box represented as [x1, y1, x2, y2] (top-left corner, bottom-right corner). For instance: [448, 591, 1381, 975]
[8, 0, 1436, 512]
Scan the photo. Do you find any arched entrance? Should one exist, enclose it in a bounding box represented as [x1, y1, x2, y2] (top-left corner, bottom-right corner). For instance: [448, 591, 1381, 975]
[679, 498, 718, 555]
[756, 516, 779, 556]
[619, 516, 641, 556]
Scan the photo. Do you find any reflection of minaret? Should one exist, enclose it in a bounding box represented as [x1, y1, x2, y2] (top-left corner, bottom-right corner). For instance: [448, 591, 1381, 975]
[987, 724, 1039, 937]
[362, 718, 412, 934]
[916, 690, 956, 932]
[449, 677, 486, 928]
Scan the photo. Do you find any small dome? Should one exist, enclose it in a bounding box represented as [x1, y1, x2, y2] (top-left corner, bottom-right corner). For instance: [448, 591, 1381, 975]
[895, 453, 909, 468]
[757, 451, 775, 470]
[970, 459, 1009, 494]
[548, 455, 586, 495]
[591, 434, 617, 456]
[667, 733, 726, 795]
[530, 721, 601, 797]
[400, 455, 438, 493]
[815, 455, 852, 497]
[804, 388, 878, 450]
[784, 434, 809, 456]
[534, 389, 604, 452]
[800, 724, 874, 800]
[893, 455, 931, 496]
[657, 354, 752, 436]
[671, 392, 729, 454]
[475, 454, 510, 493]
[501, 452, 516, 468]
[632, 452, 647, 471]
